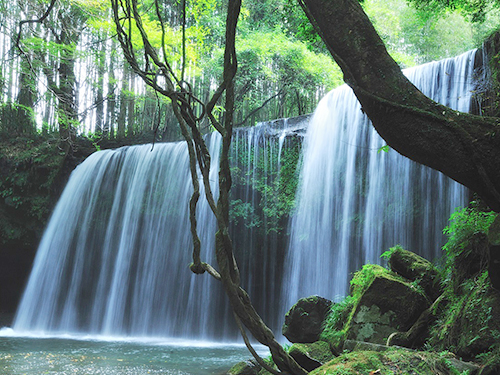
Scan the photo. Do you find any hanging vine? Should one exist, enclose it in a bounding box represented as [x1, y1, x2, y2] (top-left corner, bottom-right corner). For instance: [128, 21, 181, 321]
[110, 0, 306, 373]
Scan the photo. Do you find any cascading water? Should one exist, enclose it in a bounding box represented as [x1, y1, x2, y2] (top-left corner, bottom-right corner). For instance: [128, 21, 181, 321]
[12, 124, 301, 340]
[13, 139, 230, 339]
[283, 50, 475, 310]
[12, 50, 477, 342]
[229, 118, 306, 332]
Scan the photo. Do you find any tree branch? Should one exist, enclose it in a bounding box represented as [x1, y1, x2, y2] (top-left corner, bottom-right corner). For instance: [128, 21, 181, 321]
[15, 0, 57, 49]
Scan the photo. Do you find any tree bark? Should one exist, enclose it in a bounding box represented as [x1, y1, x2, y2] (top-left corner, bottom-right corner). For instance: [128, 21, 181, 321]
[299, 0, 500, 212]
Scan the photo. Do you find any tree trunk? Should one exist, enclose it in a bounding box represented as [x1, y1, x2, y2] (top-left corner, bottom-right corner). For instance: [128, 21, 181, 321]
[116, 66, 128, 139]
[95, 36, 106, 135]
[105, 55, 116, 139]
[300, 0, 500, 212]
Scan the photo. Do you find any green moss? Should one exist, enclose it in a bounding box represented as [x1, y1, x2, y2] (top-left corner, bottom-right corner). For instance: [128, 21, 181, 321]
[290, 341, 334, 364]
[227, 360, 260, 375]
[422, 203, 500, 361]
[441, 205, 497, 284]
[429, 271, 500, 359]
[310, 349, 471, 375]
[321, 265, 406, 349]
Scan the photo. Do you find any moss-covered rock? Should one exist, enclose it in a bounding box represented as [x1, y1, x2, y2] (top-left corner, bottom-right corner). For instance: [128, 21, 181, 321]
[309, 349, 480, 375]
[348, 271, 429, 344]
[386, 294, 445, 349]
[282, 295, 332, 343]
[227, 360, 260, 375]
[386, 245, 441, 301]
[289, 341, 335, 371]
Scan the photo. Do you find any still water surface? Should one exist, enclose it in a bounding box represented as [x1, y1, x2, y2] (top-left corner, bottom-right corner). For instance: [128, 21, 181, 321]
[0, 329, 258, 374]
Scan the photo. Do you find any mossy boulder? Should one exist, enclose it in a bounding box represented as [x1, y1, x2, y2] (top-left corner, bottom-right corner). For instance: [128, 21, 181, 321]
[309, 349, 480, 375]
[386, 245, 441, 301]
[386, 294, 444, 349]
[282, 295, 332, 343]
[348, 271, 429, 344]
[289, 341, 335, 371]
[227, 360, 260, 375]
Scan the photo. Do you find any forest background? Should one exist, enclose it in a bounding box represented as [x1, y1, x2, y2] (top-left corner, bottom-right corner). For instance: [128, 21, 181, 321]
[1, 0, 499, 143]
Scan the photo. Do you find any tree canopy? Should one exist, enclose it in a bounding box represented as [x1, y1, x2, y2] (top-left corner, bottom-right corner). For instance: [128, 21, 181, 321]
[2, 0, 497, 142]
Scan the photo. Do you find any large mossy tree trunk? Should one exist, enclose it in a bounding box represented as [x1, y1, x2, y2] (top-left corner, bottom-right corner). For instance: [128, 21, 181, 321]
[299, 0, 500, 212]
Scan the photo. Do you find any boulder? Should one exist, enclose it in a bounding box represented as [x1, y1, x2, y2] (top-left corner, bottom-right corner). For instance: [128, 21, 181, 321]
[387, 246, 441, 300]
[308, 349, 480, 375]
[289, 341, 335, 372]
[282, 295, 332, 343]
[348, 273, 429, 344]
[227, 360, 260, 375]
[386, 294, 443, 349]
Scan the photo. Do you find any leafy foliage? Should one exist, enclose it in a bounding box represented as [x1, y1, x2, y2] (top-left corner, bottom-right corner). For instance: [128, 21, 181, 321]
[423, 205, 500, 361]
[229, 131, 302, 234]
[363, 0, 499, 64]
[441, 204, 496, 276]
[406, 0, 500, 23]
[0, 133, 66, 245]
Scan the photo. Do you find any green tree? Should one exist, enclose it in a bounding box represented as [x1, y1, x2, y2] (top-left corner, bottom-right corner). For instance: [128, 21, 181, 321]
[299, 0, 500, 213]
[406, 0, 500, 22]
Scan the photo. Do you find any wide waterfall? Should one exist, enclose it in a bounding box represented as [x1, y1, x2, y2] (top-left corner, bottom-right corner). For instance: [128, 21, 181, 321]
[13, 50, 476, 341]
[283, 50, 474, 309]
[13, 138, 230, 339]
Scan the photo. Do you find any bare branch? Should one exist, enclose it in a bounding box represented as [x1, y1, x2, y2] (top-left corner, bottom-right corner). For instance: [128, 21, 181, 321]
[15, 0, 57, 50]
[233, 312, 281, 375]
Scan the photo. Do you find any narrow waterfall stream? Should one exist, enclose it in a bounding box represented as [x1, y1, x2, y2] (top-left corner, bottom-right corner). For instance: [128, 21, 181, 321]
[8, 50, 477, 346]
[283, 50, 475, 309]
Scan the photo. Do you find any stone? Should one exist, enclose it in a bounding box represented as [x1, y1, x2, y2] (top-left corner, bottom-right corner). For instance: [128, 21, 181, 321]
[289, 341, 335, 372]
[386, 295, 443, 349]
[387, 246, 441, 301]
[343, 339, 395, 353]
[282, 295, 332, 343]
[348, 273, 429, 344]
[227, 360, 260, 375]
[308, 349, 480, 375]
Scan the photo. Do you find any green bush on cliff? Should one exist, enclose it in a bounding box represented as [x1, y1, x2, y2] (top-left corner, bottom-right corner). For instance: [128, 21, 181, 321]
[427, 204, 500, 362]
[442, 204, 496, 275]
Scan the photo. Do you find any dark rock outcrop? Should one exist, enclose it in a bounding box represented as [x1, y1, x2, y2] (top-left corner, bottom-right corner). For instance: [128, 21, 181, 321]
[289, 341, 335, 372]
[387, 246, 441, 301]
[282, 295, 332, 343]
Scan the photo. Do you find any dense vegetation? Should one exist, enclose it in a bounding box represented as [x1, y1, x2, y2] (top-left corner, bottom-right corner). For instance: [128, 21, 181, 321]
[1, 0, 497, 244]
[1, 0, 498, 143]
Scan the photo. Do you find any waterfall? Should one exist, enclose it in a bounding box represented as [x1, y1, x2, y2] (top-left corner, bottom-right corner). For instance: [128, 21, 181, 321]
[12, 123, 302, 340]
[229, 118, 306, 333]
[13, 139, 230, 339]
[13, 51, 477, 341]
[283, 50, 475, 309]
